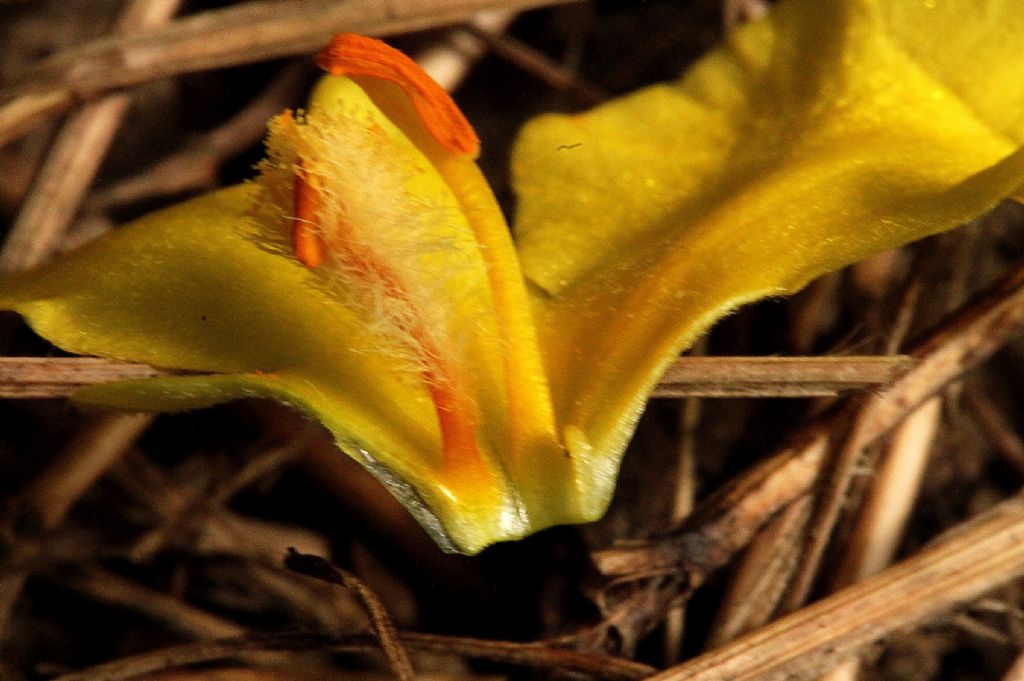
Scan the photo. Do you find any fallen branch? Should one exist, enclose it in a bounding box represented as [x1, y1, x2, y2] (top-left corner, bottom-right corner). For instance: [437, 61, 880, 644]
[51, 630, 654, 681]
[285, 550, 415, 681]
[0, 357, 173, 398]
[0, 0, 577, 146]
[0, 355, 913, 399]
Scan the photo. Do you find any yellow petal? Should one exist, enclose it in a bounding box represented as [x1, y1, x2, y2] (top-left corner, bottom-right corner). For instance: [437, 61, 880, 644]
[512, 0, 1024, 520]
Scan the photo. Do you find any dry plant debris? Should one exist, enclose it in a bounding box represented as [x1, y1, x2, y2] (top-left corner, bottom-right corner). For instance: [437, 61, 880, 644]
[1, 1, 1024, 680]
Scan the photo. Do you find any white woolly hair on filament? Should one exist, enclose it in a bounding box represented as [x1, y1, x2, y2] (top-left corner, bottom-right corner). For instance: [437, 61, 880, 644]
[254, 105, 489, 391]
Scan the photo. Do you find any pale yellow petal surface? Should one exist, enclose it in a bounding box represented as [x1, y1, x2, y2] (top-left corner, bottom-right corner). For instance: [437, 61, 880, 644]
[879, 1, 1024, 143]
[512, 0, 1024, 519]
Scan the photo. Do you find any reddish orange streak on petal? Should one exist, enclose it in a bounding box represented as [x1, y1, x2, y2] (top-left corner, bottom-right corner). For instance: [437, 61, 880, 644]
[423, 362, 481, 473]
[293, 166, 327, 268]
[316, 33, 480, 156]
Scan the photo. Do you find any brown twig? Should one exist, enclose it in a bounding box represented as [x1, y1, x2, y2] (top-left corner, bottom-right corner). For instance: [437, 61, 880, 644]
[0, 355, 914, 399]
[0, 356, 175, 397]
[464, 24, 608, 104]
[663, 340, 705, 664]
[705, 496, 812, 647]
[0, 1, 181, 642]
[285, 550, 416, 681]
[655, 355, 913, 397]
[830, 398, 941, 590]
[84, 448, 366, 633]
[777, 241, 967, 615]
[816, 396, 942, 681]
[647, 492, 1024, 681]
[709, 251, 922, 652]
[50, 630, 654, 681]
[122, 435, 314, 563]
[6, 414, 155, 536]
[0, 0, 579, 146]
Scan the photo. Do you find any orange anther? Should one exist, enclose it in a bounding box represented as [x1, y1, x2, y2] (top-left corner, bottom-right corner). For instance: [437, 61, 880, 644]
[292, 163, 327, 268]
[316, 33, 480, 156]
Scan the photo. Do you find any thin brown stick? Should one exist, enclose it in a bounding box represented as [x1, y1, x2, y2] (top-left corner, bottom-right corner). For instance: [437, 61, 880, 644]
[648, 492, 1024, 681]
[0, 0, 182, 273]
[777, 264, 960, 615]
[705, 495, 812, 647]
[1, 97, 126, 271]
[122, 435, 314, 563]
[0, 1, 180, 641]
[816, 396, 942, 681]
[0, 357, 174, 397]
[0, 355, 914, 399]
[664, 387, 700, 664]
[8, 414, 155, 534]
[51, 631, 654, 681]
[662, 337, 707, 664]
[0, 0, 578, 146]
[285, 550, 416, 681]
[830, 398, 941, 589]
[464, 24, 608, 104]
[654, 355, 913, 397]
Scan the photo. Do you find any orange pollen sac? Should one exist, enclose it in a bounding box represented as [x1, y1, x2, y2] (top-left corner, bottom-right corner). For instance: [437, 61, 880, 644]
[292, 164, 327, 268]
[315, 33, 481, 156]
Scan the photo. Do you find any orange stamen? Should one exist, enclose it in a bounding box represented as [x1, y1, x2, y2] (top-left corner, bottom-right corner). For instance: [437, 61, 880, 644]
[292, 164, 327, 268]
[315, 33, 480, 156]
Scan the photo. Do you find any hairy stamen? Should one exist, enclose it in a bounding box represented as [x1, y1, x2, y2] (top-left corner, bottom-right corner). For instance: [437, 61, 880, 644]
[292, 161, 480, 470]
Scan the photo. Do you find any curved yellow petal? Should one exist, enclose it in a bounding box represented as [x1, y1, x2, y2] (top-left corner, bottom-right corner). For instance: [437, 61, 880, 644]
[512, 0, 1024, 521]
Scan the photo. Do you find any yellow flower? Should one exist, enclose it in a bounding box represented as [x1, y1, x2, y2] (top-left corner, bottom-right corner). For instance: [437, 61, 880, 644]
[3, 1, 1024, 554]
[1, 35, 564, 554]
